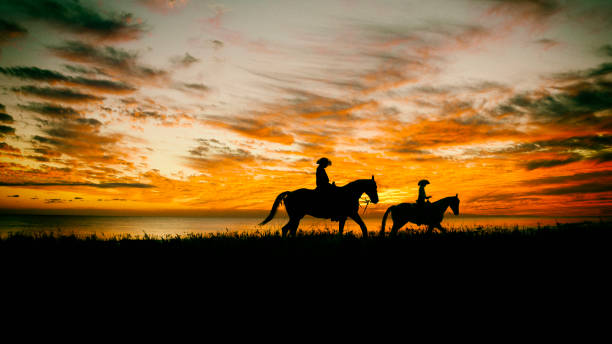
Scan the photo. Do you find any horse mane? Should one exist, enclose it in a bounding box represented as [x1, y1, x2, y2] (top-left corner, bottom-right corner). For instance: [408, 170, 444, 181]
[342, 178, 373, 189]
[432, 195, 458, 205]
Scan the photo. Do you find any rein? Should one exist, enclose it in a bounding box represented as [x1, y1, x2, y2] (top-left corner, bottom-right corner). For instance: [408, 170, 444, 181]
[362, 197, 370, 215]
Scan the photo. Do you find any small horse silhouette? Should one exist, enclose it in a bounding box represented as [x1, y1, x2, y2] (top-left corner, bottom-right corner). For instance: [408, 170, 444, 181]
[260, 176, 379, 237]
[380, 194, 460, 236]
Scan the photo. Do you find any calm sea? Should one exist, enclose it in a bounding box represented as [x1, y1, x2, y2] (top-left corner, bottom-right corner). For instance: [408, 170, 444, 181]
[0, 214, 607, 237]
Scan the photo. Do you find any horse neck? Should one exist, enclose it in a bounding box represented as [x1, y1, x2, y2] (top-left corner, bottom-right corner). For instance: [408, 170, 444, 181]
[343, 179, 370, 198]
[432, 197, 453, 211]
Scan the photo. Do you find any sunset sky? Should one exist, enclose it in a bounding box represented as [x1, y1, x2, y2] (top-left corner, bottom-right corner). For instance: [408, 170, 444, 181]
[0, 0, 611, 216]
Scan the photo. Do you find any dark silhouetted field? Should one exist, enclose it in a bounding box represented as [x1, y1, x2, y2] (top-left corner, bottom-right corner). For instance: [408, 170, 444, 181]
[2, 220, 609, 264]
[3, 220, 610, 300]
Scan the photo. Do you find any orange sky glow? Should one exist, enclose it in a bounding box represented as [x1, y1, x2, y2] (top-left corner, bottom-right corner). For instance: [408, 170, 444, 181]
[0, 0, 611, 216]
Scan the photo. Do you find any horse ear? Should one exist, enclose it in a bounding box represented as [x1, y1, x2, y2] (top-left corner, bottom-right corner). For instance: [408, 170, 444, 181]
[456, 193, 458, 197]
[372, 175, 375, 180]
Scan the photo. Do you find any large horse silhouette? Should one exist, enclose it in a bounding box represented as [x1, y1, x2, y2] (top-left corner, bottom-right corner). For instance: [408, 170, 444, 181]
[260, 176, 379, 237]
[380, 195, 460, 236]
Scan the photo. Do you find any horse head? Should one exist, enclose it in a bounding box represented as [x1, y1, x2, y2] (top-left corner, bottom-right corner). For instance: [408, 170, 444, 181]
[450, 193, 460, 215]
[366, 175, 379, 204]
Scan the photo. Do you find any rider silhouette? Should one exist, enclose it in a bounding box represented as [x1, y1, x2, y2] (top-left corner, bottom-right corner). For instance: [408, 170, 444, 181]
[417, 179, 431, 206]
[416, 179, 431, 224]
[316, 157, 333, 190]
[316, 157, 339, 220]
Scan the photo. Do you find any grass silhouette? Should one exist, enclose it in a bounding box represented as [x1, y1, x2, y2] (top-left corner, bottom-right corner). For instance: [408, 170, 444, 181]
[3, 220, 609, 296]
[2, 220, 609, 261]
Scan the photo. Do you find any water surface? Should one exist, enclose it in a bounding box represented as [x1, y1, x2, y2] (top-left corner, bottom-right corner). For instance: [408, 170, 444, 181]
[0, 214, 607, 238]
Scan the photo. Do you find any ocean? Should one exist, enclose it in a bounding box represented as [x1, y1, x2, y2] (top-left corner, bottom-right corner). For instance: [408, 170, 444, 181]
[0, 213, 607, 238]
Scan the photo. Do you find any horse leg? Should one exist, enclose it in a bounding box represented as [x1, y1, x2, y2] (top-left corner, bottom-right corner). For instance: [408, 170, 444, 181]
[426, 225, 434, 234]
[281, 219, 292, 238]
[390, 223, 400, 236]
[437, 223, 447, 233]
[390, 221, 405, 236]
[289, 216, 303, 237]
[350, 214, 368, 238]
[338, 217, 346, 235]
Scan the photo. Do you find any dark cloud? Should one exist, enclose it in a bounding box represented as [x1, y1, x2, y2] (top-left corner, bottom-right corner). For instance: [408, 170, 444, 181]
[126, 110, 165, 121]
[183, 83, 209, 91]
[497, 79, 612, 127]
[49, 40, 167, 83]
[0, 182, 154, 188]
[75, 117, 102, 126]
[0, 142, 20, 153]
[204, 115, 294, 145]
[29, 116, 132, 167]
[524, 171, 612, 185]
[19, 102, 80, 118]
[188, 138, 253, 160]
[0, 66, 68, 82]
[500, 134, 612, 170]
[0, 0, 146, 42]
[62, 64, 109, 77]
[0, 66, 135, 94]
[586, 63, 612, 78]
[553, 63, 612, 81]
[524, 151, 611, 170]
[598, 44, 612, 57]
[69, 76, 135, 93]
[0, 125, 16, 136]
[533, 87, 611, 123]
[537, 182, 612, 195]
[50, 40, 135, 67]
[171, 53, 200, 67]
[0, 18, 27, 44]
[7, 194, 19, 198]
[13, 85, 104, 103]
[486, 0, 561, 21]
[533, 38, 559, 49]
[468, 191, 540, 203]
[26, 155, 50, 162]
[525, 157, 582, 170]
[0, 112, 14, 123]
[185, 138, 256, 169]
[32, 135, 61, 146]
[32, 147, 60, 158]
[514, 135, 612, 153]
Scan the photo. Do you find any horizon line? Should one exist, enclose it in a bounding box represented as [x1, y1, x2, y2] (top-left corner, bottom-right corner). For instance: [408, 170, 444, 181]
[0, 208, 609, 218]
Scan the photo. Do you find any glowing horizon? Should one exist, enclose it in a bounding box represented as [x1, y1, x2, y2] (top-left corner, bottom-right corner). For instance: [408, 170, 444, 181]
[1, 0, 611, 217]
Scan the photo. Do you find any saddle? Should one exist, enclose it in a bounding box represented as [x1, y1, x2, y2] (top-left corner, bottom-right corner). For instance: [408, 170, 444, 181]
[413, 201, 431, 225]
[315, 183, 343, 221]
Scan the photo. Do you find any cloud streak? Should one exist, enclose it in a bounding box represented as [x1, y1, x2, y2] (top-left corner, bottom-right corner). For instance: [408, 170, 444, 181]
[19, 102, 81, 118]
[13, 85, 104, 103]
[0, 66, 136, 94]
[0, 182, 154, 188]
[0, 0, 146, 42]
[49, 40, 168, 84]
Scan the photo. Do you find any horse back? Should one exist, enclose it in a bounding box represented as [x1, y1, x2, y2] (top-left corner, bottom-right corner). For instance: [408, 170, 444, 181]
[286, 186, 356, 218]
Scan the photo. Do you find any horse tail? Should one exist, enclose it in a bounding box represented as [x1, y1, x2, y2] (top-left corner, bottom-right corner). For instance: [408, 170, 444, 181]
[380, 205, 394, 236]
[259, 191, 290, 225]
